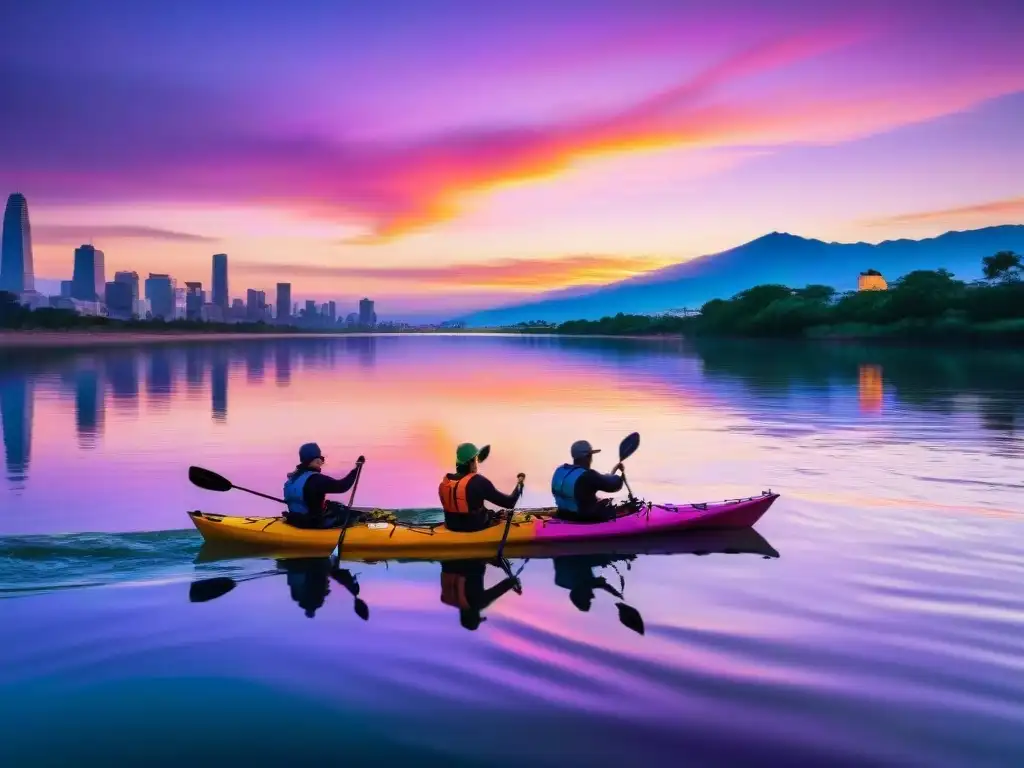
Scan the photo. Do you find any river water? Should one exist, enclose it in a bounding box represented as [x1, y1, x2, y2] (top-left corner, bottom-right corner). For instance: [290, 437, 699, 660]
[1, 335, 1022, 766]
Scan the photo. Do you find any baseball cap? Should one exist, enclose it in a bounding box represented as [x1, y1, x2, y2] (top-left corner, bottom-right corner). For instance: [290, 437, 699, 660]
[570, 440, 601, 459]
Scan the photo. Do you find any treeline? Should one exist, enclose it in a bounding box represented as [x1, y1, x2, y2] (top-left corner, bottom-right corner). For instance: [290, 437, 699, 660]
[515, 251, 1024, 342]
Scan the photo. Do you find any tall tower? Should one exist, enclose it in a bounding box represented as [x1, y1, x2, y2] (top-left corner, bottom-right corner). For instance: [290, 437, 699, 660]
[72, 245, 105, 301]
[276, 283, 291, 322]
[212, 253, 228, 310]
[0, 193, 35, 294]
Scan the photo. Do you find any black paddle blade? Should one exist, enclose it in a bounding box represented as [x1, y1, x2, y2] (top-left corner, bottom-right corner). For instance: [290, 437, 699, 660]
[354, 598, 370, 621]
[477, 444, 491, 463]
[619, 433, 640, 462]
[189, 466, 233, 493]
[189, 577, 237, 603]
[616, 602, 645, 635]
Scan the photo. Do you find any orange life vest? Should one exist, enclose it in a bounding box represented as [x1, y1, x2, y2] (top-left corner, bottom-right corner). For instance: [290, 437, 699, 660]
[440, 572, 469, 608]
[438, 473, 476, 515]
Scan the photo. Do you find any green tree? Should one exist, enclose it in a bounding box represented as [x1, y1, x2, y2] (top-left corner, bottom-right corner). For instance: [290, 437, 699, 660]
[982, 251, 1022, 283]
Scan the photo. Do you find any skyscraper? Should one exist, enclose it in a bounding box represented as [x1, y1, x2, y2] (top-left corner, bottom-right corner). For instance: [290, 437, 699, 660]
[246, 289, 266, 321]
[212, 253, 228, 310]
[104, 281, 134, 320]
[276, 283, 291, 322]
[114, 270, 142, 317]
[60, 280, 73, 298]
[359, 297, 376, 327]
[72, 245, 105, 301]
[185, 282, 204, 320]
[145, 273, 176, 320]
[0, 193, 34, 294]
[328, 301, 337, 324]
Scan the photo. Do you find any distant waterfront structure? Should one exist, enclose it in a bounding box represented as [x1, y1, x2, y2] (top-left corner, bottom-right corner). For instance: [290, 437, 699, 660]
[328, 301, 337, 323]
[359, 297, 376, 327]
[174, 286, 187, 319]
[114, 271, 144, 317]
[0, 193, 34, 294]
[858, 269, 887, 291]
[105, 281, 134, 320]
[230, 297, 246, 321]
[346, 312, 358, 327]
[185, 282, 204, 320]
[72, 245, 105, 302]
[276, 283, 291, 322]
[60, 280, 73, 298]
[246, 289, 267, 321]
[212, 253, 228, 310]
[145, 273, 176, 320]
[304, 299, 316, 318]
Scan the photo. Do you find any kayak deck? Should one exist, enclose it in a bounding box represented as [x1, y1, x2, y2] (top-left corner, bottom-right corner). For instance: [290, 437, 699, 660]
[188, 492, 779, 558]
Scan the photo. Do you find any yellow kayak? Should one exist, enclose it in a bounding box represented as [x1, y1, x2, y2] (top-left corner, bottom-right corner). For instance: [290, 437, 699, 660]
[187, 491, 778, 560]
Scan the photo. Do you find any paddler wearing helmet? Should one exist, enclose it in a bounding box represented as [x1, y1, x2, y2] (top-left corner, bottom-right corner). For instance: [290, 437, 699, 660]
[438, 442, 525, 532]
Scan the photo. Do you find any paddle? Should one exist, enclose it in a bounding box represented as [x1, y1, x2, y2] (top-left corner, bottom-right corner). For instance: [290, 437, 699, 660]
[189, 466, 285, 504]
[495, 475, 526, 562]
[616, 432, 640, 503]
[331, 457, 366, 560]
[615, 602, 645, 635]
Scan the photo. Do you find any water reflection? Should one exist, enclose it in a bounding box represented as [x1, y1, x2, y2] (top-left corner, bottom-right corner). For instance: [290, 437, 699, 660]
[440, 558, 521, 630]
[0, 376, 32, 488]
[0, 336, 1021, 499]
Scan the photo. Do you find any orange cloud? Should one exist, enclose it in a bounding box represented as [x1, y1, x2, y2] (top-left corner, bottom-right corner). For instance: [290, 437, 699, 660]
[863, 196, 1024, 227]
[235, 253, 678, 291]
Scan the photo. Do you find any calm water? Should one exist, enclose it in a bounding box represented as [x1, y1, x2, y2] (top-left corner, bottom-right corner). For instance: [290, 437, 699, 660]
[1, 336, 1022, 766]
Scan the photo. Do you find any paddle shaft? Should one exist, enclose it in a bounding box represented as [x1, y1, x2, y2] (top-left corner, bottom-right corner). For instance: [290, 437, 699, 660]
[234, 484, 286, 504]
[495, 480, 524, 561]
[333, 459, 366, 559]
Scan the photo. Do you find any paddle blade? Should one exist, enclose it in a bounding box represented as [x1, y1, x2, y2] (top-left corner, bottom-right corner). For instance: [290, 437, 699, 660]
[189, 577, 237, 603]
[616, 602, 645, 635]
[354, 598, 370, 621]
[619, 433, 640, 462]
[478, 444, 491, 463]
[189, 466, 233, 493]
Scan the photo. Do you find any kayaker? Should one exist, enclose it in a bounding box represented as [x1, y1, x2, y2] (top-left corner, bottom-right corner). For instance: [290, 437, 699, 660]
[438, 442, 525, 532]
[283, 442, 364, 529]
[550, 440, 625, 522]
[440, 559, 520, 630]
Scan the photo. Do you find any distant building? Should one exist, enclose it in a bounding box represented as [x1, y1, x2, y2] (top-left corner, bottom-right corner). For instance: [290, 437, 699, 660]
[174, 287, 187, 319]
[858, 269, 887, 291]
[359, 297, 376, 327]
[304, 299, 316, 318]
[0, 193, 34, 294]
[201, 303, 224, 323]
[49, 296, 103, 315]
[105, 281, 134, 320]
[246, 289, 267, 321]
[327, 301, 337, 324]
[346, 312, 358, 327]
[276, 283, 291, 322]
[113, 271, 143, 318]
[145, 273, 176, 320]
[60, 280, 73, 298]
[72, 245, 106, 301]
[212, 254, 228, 310]
[230, 298, 246, 321]
[185, 282, 204, 320]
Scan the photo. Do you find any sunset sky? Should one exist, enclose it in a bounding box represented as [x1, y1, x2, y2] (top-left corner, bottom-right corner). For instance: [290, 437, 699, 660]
[2, 0, 1023, 318]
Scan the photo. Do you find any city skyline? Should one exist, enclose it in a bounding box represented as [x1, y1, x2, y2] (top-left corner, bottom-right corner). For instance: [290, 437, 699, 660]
[0, 2, 1022, 317]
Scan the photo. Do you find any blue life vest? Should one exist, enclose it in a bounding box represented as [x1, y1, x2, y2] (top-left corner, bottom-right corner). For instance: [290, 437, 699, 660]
[551, 464, 585, 512]
[283, 470, 315, 515]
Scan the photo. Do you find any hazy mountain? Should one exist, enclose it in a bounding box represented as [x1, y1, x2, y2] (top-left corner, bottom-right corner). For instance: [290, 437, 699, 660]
[456, 225, 1024, 327]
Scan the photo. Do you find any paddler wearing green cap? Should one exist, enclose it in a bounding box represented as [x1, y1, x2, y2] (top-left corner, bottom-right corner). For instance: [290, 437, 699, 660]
[438, 442, 525, 533]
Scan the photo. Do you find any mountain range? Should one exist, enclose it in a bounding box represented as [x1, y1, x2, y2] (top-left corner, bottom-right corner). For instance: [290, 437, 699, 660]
[456, 225, 1024, 327]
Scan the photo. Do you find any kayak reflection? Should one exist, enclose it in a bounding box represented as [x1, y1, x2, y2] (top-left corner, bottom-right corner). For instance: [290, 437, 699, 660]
[439, 558, 522, 631]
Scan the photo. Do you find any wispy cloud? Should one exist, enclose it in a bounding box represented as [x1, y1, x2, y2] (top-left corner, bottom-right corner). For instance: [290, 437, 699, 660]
[863, 197, 1024, 227]
[32, 224, 218, 244]
[235, 254, 677, 290]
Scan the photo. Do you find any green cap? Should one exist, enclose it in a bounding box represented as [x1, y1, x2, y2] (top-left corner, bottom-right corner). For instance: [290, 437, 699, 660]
[456, 442, 489, 465]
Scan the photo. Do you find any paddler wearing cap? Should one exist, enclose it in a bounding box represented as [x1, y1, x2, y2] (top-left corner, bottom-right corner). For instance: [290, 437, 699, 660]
[550, 440, 625, 522]
[438, 443, 525, 533]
